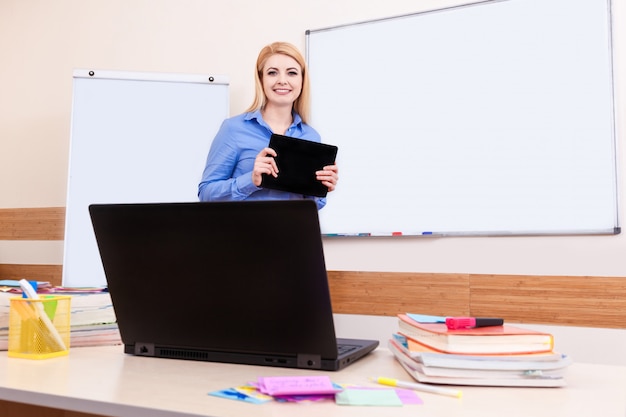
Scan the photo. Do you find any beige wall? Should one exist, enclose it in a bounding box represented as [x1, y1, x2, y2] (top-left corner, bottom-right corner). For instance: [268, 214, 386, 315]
[1, 0, 625, 278]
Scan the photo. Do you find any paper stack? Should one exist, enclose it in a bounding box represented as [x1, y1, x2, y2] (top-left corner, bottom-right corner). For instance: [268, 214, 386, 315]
[390, 313, 571, 387]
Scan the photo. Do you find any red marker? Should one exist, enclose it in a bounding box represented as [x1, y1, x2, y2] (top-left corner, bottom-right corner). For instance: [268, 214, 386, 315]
[446, 317, 504, 329]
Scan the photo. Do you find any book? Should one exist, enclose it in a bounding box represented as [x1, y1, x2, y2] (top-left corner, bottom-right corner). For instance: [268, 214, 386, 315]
[0, 280, 52, 290]
[404, 337, 568, 370]
[388, 337, 568, 387]
[397, 313, 554, 355]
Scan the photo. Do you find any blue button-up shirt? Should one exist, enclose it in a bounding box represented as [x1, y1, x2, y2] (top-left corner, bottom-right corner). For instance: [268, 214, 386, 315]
[198, 109, 326, 210]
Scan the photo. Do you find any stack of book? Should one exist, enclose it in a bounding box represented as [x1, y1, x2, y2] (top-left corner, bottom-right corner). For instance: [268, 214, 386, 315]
[0, 286, 121, 350]
[389, 313, 571, 387]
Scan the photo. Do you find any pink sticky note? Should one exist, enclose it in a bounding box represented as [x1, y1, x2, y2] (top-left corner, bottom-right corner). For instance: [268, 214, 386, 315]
[394, 388, 424, 405]
[257, 376, 341, 396]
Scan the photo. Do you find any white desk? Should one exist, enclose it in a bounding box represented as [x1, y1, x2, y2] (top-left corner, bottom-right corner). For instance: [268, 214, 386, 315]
[1, 345, 625, 417]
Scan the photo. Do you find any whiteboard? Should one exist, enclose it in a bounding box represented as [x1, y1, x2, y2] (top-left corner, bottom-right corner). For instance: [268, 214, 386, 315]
[306, 0, 618, 236]
[63, 70, 229, 287]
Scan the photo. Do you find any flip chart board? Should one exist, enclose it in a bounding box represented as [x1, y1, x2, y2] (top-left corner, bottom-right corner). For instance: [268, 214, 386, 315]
[63, 70, 229, 286]
[306, 0, 618, 236]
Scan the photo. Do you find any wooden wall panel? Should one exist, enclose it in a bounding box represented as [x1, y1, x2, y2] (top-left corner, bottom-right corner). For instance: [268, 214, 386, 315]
[469, 274, 626, 328]
[327, 271, 470, 317]
[0, 207, 65, 240]
[327, 271, 626, 329]
[0, 264, 63, 286]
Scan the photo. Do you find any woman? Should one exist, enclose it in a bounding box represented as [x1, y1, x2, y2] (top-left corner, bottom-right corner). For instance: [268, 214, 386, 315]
[197, 42, 338, 210]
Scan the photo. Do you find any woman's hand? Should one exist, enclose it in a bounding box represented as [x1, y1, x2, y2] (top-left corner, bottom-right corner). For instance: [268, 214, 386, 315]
[317, 164, 339, 192]
[252, 147, 278, 187]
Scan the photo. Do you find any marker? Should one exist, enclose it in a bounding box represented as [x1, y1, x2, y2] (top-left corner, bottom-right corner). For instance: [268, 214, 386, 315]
[370, 376, 462, 398]
[323, 233, 371, 237]
[446, 317, 504, 329]
[392, 231, 403, 236]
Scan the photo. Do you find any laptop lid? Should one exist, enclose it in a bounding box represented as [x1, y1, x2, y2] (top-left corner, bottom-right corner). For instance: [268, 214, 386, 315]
[261, 134, 338, 197]
[89, 200, 377, 371]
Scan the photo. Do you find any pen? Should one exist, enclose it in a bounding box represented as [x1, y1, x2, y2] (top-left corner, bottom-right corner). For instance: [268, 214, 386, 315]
[446, 317, 504, 329]
[370, 377, 462, 398]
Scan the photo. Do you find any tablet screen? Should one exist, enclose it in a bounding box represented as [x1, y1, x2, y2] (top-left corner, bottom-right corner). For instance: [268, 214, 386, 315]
[261, 134, 338, 197]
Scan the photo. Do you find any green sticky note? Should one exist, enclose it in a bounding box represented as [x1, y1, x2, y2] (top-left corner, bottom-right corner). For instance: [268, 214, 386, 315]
[42, 296, 58, 320]
[336, 389, 403, 406]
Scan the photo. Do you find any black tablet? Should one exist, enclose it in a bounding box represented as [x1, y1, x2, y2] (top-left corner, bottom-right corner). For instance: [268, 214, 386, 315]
[261, 134, 338, 197]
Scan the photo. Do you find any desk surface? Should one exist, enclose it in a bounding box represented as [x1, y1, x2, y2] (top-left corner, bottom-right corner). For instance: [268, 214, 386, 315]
[1, 345, 625, 417]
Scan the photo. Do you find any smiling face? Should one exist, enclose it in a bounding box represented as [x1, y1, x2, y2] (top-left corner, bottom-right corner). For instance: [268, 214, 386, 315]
[261, 53, 303, 110]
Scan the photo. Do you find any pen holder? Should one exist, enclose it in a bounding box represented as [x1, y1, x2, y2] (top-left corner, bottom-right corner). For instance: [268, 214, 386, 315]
[8, 295, 71, 359]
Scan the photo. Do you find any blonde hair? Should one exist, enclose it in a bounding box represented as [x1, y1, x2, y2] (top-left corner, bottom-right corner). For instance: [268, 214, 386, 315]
[245, 42, 311, 124]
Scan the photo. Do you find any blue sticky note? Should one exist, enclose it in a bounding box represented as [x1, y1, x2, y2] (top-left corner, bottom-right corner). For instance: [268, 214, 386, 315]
[392, 333, 409, 348]
[407, 313, 446, 323]
[209, 388, 270, 404]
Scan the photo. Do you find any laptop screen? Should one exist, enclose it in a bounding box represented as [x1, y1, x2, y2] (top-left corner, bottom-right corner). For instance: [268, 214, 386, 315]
[89, 200, 340, 360]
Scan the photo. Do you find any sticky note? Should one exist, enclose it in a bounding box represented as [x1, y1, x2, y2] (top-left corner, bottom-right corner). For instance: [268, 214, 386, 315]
[209, 388, 270, 404]
[335, 388, 403, 406]
[407, 313, 446, 323]
[394, 388, 423, 405]
[233, 386, 274, 403]
[257, 376, 340, 396]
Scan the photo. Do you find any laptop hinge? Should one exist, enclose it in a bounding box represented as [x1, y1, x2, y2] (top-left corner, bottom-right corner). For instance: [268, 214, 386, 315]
[134, 343, 155, 356]
[297, 353, 322, 369]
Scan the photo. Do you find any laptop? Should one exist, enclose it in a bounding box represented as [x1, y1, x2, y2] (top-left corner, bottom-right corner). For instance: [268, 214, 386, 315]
[261, 134, 338, 197]
[88, 200, 378, 371]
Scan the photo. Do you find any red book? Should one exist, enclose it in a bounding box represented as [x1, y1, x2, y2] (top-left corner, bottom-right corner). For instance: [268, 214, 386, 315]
[397, 314, 554, 355]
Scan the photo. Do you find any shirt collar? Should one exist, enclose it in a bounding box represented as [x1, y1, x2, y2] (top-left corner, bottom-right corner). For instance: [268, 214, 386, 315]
[245, 109, 303, 130]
